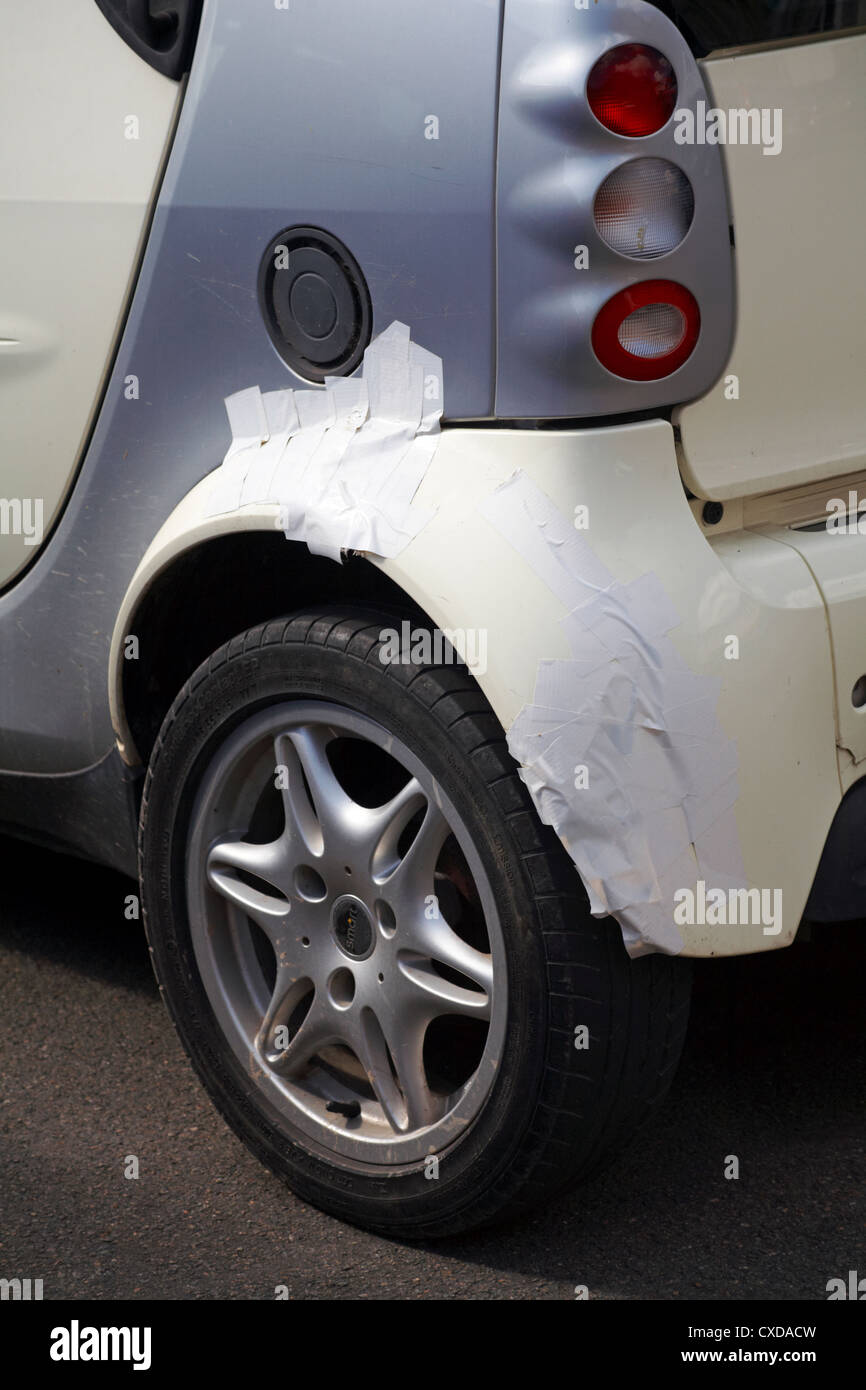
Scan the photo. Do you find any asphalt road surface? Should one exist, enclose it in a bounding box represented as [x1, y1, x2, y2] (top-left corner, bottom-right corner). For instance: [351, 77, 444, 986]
[1, 834, 862, 1301]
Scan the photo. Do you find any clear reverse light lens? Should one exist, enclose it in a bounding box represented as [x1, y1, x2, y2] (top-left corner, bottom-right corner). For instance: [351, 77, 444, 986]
[616, 302, 687, 358]
[592, 280, 700, 380]
[594, 159, 695, 260]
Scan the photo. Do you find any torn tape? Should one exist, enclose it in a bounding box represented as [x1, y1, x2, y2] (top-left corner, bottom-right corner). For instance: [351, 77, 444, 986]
[479, 470, 746, 957]
[206, 321, 442, 562]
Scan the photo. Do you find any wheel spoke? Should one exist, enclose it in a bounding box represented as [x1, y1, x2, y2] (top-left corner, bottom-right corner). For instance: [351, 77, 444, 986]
[369, 777, 427, 878]
[274, 731, 326, 858]
[397, 953, 491, 1020]
[350, 1003, 442, 1134]
[375, 797, 450, 905]
[352, 1008, 408, 1132]
[278, 725, 368, 857]
[207, 836, 291, 945]
[258, 979, 338, 1075]
[401, 907, 493, 997]
[377, 991, 447, 1131]
[208, 834, 287, 889]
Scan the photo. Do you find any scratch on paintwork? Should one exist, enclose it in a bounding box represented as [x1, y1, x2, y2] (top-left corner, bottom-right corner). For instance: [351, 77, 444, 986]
[411, 309, 476, 323]
[193, 274, 256, 298]
[190, 278, 255, 325]
[302, 149, 466, 189]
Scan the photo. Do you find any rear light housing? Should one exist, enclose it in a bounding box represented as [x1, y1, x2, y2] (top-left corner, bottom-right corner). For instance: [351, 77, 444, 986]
[495, 2, 734, 417]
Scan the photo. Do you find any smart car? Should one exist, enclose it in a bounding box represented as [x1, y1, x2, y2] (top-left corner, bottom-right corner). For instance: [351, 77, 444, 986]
[1, 0, 864, 1237]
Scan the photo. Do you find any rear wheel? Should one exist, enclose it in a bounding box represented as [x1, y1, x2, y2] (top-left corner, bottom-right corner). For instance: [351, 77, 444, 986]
[139, 608, 691, 1238]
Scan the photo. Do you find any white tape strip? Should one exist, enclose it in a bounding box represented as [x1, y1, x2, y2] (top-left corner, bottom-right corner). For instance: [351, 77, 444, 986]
[206, 322, 443, 562]
[207, 386, 270, 515]
[479, 470, 746, 957]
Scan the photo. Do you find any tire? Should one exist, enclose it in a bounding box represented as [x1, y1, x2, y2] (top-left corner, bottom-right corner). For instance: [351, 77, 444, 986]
[139, 607, 691, 1239]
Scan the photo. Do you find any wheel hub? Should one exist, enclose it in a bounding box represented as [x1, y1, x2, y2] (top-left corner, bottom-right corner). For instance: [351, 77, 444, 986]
[331, 894, 374, 960]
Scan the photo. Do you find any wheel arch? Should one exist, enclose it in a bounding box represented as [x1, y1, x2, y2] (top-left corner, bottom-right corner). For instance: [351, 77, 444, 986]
[110, 440, 560, 774]
[112, 513, 438, 770]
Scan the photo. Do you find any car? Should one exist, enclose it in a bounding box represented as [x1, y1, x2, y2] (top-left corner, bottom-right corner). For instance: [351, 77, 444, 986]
[1, 0, 865, 1239]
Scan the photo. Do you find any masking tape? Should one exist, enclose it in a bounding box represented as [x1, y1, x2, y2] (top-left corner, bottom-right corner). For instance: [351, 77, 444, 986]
[207, 321, 443, 562]
[479, 469, 746, 956]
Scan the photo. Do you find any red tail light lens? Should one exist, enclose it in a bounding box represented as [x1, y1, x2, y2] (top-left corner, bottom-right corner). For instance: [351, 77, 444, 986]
[587, 44, 677, 138]
[592, 281, 700, 381]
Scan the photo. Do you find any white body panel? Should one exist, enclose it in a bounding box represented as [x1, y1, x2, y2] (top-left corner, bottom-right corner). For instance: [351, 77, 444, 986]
[0, 0, 180, 587]
[676, 33, 866, 501]
[110, 423, 843, 957]
[757, 518, 866, 781]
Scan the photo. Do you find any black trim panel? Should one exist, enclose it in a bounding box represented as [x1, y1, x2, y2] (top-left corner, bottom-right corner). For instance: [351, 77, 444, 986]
[805, 774, 866, 922]
[94, 0, 203, 80]
[0, 748, 140, 879]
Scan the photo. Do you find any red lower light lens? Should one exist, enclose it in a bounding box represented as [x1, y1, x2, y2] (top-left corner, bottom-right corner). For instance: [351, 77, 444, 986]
[592, 281, 700, 381]
[587, 44, 677, 138]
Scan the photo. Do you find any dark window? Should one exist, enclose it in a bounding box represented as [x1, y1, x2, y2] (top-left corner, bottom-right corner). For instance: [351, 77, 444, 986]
[650, 1, 866, 56]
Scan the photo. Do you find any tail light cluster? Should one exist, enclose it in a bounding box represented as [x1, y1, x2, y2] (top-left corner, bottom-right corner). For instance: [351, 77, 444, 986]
[496, 1, 734, 418]
[586, 43, 699, 383]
